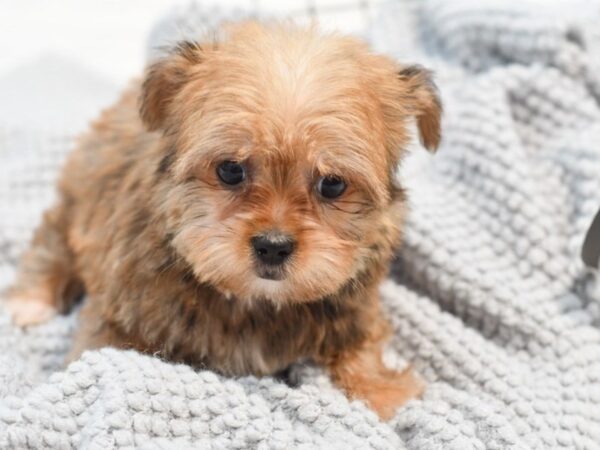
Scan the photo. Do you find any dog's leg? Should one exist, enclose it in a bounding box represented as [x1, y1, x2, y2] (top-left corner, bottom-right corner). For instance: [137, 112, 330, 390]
[65, 308, 125, 363]
[3, 201, 83, 326]
[326, 334, 424, 420]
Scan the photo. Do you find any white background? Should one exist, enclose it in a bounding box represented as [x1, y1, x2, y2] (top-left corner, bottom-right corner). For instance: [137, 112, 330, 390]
[0, 0, 387, 131]
[0, 0, 386, 85]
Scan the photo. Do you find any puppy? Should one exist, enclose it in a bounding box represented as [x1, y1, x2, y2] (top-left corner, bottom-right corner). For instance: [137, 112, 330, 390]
[4, 22, 441, 419]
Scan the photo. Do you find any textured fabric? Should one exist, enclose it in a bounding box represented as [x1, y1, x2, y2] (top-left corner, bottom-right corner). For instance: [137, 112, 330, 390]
[2, 0, 600, 448]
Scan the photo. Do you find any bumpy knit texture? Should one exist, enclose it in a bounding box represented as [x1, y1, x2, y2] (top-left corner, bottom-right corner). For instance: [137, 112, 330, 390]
[2, 1, 600, 448]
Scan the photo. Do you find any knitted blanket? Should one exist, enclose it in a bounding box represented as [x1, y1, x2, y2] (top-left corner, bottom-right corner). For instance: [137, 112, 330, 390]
[2, 1, 600, 448]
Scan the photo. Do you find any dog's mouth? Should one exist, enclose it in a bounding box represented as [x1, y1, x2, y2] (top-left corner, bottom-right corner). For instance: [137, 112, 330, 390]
[255, 265, 286, 281]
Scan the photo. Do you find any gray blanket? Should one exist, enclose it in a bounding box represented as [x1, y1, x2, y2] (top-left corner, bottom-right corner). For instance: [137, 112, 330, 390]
[1, 1, 600, 448]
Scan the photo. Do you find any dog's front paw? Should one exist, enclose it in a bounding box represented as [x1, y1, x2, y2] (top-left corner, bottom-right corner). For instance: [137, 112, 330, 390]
[329, 343, 426, 420]
[360, 368, 425, 420]
[3, 297, 57, 327]
[332, 358, 425, 420]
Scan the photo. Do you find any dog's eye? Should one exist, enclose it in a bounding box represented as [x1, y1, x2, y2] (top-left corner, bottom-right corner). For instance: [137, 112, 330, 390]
[317, 175, 346, 199]
[217, 161, 246, 185]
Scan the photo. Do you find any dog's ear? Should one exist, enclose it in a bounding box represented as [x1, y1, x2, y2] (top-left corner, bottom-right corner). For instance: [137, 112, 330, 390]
[398, 65, 442, 152]
[139, 41, 203, 131]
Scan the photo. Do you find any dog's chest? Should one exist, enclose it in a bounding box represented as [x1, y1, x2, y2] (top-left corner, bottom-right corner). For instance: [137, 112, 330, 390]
[171, 293, 365, 376]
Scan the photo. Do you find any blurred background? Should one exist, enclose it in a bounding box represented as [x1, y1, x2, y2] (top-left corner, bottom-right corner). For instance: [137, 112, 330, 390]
[0, 0, 562, 133]
[0, 0, 391, 132]
[0, 0, 391, 83]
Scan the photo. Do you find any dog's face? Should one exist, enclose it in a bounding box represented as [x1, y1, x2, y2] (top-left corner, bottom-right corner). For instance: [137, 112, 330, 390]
[141, 23, 441, 303]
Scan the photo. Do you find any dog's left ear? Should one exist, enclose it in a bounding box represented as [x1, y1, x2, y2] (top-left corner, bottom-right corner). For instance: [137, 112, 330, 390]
[398, 65, 442, 152]
[139, 41, 203, 131]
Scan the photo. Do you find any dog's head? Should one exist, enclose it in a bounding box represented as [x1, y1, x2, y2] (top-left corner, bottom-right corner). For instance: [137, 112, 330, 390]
[141, 22, 441, 303]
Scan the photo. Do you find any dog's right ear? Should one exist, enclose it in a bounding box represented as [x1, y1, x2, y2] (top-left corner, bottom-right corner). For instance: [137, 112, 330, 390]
[139, 41, 203, 131]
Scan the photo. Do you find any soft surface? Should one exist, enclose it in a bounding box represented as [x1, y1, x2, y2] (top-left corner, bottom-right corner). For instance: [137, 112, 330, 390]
[2, 1, 600, 448]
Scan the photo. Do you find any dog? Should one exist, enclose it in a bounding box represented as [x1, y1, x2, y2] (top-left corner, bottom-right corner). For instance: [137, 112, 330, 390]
[4, 22, 441, 420]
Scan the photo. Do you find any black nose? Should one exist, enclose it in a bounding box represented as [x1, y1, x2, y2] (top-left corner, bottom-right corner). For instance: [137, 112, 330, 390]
[251, 234, 295, 266]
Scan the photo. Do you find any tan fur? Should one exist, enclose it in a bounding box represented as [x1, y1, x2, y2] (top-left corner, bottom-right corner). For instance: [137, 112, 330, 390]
[3, 22, 441, 419]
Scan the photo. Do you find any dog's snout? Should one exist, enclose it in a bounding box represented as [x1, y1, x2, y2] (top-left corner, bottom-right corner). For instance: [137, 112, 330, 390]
[251, 233, 295, 266]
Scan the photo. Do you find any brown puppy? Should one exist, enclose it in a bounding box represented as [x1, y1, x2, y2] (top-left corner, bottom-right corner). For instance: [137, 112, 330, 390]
[4, 22, 441, 419]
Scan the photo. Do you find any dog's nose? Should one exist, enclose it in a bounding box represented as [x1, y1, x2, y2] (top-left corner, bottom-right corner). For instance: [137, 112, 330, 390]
[251, 233, 295, 266]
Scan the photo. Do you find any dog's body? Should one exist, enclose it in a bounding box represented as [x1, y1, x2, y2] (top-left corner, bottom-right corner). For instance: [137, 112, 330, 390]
[4, 23, 440, 419]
